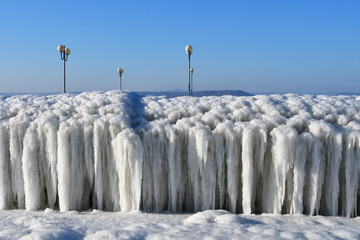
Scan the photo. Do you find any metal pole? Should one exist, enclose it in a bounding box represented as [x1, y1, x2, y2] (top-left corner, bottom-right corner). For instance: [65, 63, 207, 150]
[191, 71, 193, 96]
[120, 74, 122, 91]
[188, 55, 191, 96]
[63, 56, 66, 93]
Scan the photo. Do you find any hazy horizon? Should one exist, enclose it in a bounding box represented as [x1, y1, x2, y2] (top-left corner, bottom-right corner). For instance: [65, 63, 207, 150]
[2, 89, 360, 98]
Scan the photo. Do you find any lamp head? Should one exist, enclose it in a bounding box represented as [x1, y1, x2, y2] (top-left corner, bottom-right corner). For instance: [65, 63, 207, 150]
[65, 48, 71, 55]
[57, 45, 65, 52]
[117, 68, 124, 73]
[190, 68, 194, 73]
[185, 45, 193, 55]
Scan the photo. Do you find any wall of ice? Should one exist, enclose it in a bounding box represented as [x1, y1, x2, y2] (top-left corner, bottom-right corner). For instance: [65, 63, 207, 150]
[1, 91, 360, 217]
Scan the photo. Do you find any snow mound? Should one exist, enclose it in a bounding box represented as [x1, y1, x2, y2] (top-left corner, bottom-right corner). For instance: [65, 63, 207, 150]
[2, 210, 360, 239]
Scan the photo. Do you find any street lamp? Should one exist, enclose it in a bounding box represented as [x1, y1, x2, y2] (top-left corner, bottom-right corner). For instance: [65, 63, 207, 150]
[185, 45, 193, 96]
[117, 68, 124, 90]
[190, 67, 194, 96]
[57, 45, 71, 93]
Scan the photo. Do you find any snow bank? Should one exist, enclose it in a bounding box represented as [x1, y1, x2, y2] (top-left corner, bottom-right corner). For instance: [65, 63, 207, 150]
[1, 210, 360, 239]
[1, 91, 360, 216]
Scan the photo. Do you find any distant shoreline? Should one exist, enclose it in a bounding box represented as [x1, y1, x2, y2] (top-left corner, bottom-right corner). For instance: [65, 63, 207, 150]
[0, 90, 253, 98]
[2, 90, 360, 98]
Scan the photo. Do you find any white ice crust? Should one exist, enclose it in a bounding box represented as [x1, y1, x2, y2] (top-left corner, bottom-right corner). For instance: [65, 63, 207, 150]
[1, 91, 360, 217]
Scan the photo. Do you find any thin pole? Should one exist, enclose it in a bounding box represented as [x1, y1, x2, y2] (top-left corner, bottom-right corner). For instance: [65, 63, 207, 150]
[188, 55, 191, 96]
[191, 71, 193, 96]
[120, 74, 122, 91]
[63, 57, 66, 93]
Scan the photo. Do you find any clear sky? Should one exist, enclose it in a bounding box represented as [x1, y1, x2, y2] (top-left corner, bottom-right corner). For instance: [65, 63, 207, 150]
[0, 0, 359, 94]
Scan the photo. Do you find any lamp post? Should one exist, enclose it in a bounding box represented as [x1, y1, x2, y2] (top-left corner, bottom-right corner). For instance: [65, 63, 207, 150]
[190, 67, 194, 96]
[185, 45, 193, 96]
[117, 68, 124, 90]
[57, 45, 71, 93]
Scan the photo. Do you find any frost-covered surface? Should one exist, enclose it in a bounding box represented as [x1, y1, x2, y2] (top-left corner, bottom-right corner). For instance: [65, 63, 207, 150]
[1, 91, 360, 217]
[1, 209, 360, 239]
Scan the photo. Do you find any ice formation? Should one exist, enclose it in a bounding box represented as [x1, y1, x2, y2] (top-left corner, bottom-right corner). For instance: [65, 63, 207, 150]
[1, 91, 360, 217]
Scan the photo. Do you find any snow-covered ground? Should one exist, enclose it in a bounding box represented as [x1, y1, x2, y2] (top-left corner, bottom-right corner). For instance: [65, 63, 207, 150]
[1, 209, 360, 239]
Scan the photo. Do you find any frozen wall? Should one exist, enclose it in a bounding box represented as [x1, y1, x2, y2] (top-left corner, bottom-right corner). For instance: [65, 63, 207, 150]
[1, 91, 360, 217]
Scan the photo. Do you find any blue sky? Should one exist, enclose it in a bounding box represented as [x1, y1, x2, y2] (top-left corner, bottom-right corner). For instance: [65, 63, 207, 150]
[0, 0, 359, 94]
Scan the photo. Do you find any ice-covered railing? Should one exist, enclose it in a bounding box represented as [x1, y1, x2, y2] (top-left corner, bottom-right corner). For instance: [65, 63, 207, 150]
[1, 91, 360, 217]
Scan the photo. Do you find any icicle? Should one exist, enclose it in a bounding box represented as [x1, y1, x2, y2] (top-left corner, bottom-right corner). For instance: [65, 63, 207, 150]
[37, 119, 58, 209]
[269, 125, 297, 214]
[187, 127, 202, 212]
[57, 122, 71, 212]
[309, 121, 342, 215]
[290, 133, 308, 214]
[9, 120, 27, 209]
[22, 124, 40, 211]
[166, 125, 183, 212]
[0, 124, 10, 210]
[240, 123, 254, 214]
[213, 121, 232, 210]
[224, 124, 240, 213]
[196, 127, 216, 211]
[250, 119, 267, 214]
[343, 131, 359, 217]
[93, 119, 113, 210]
[305, 123, 325, 216]
[113, 129, 143, 211]
[141, 124, 169, 211]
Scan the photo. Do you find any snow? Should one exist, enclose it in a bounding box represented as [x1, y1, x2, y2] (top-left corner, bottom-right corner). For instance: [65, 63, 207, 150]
[1, 91, 360, 218]
[0, 209, 360, 239]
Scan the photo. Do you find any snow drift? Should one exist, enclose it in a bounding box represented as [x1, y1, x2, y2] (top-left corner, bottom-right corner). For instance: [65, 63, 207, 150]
[1, 91, 360, 217]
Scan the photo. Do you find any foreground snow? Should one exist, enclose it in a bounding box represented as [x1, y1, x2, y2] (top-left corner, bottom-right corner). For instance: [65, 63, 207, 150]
[0, 209, 359, 239]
